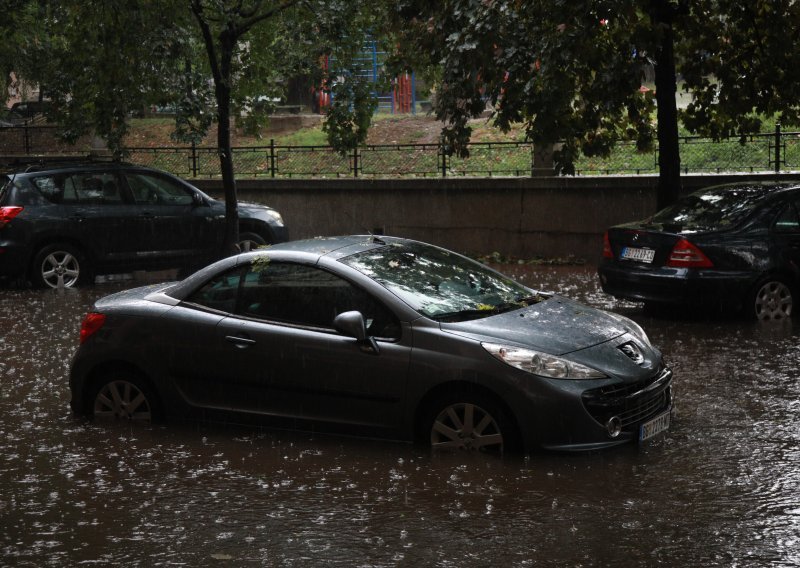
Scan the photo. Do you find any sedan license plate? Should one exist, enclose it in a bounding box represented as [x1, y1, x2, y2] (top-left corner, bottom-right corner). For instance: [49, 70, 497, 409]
[621, 246, 655, 263]
[639, 411, 670, 442]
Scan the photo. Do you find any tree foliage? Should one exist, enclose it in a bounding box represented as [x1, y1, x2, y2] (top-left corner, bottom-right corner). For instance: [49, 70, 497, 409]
[388, 0, 800, 207]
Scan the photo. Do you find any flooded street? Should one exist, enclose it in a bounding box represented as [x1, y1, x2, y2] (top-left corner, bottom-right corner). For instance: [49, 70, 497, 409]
[1, 265, 799, 567]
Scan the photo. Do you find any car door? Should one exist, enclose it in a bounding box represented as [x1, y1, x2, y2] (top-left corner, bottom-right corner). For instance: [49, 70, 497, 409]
[35, 170, 143, 264]
[771, 197, 800, 273]
[121, 170, 221, 264]
[174, 261, 412, 430]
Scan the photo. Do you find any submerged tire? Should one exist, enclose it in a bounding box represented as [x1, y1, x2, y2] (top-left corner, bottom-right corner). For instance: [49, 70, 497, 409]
[423, 391, 517, 454]
[89, 372, 161, 423]
[750, 277, 794, 321]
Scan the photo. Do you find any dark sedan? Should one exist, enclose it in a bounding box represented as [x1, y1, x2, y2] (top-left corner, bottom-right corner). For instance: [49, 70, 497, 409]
[70, 236, 673, 453]
[599, 181, 800, 320]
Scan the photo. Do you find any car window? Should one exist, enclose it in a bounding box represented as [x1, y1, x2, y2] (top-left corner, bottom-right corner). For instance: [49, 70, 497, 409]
[650, 185, 783, 232]
[186, 261, 400, 338]
[339, 241, 540, 321]
[30, 172, 122, 204]
[124, 173, 194, 205]
[774, 200, 800, 233]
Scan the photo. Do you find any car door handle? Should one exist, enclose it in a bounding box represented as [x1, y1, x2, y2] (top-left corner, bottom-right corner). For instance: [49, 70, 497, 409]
[225, 335, 256, 348]
[140, 211, 154, 218]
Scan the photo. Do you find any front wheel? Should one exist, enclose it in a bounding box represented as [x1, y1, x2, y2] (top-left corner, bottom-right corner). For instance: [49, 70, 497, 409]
[423, 392, 517, 454]
[89, 372, 161, 423]
[31, 243, 90, 289]
[237, 231, 268, 252]
[749, 277, 794, 321]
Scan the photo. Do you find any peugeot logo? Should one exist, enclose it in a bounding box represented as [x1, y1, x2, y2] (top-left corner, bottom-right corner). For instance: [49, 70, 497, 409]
[619, 342, 645, 365]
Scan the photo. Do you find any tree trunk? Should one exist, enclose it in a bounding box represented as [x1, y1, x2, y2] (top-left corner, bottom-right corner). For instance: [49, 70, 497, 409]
[216, 37, 239, 257]
[652, 0, 682, 210]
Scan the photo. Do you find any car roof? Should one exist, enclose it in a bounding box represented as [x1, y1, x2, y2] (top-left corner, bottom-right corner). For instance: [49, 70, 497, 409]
[1, 159, 152, 176]
[166, 235, 404, 300]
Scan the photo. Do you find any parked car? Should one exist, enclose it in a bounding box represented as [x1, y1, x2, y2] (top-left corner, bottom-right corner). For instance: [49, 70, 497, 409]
[598, 181, 800, 320]
[0, 161, 288, 288]
[10, 100, 52, 120]
[70, 235, 673, 454]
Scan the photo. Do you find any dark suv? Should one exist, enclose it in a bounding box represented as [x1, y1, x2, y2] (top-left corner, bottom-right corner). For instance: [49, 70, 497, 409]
[0, 161, 288, 288]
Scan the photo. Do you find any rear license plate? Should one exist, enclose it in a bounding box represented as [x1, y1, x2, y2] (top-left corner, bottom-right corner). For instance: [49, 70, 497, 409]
[639, 410, 670, 442]
[621, 246, 655, 263]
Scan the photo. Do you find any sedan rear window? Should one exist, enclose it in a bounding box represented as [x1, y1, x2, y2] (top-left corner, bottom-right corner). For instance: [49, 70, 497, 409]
[651, 185, 784, 232]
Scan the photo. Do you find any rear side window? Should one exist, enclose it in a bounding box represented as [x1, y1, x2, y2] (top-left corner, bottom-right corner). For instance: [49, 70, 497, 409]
[29, 172, 122, 204]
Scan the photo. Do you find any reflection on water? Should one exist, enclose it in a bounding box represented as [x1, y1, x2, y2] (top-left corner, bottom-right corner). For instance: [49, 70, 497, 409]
[1, 268, 799, 566]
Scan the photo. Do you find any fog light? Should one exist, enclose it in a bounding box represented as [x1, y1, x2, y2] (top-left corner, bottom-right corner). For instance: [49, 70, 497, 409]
[606, 416, 622, 438]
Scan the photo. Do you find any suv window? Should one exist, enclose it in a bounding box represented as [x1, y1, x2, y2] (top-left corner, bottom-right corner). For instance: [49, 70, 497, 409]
[31, 172, 122, 204]
[188, 261, 401, 338]
[124, 173, 194, 205]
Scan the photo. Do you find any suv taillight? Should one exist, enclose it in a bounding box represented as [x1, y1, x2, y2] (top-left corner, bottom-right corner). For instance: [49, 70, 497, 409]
[602, 231, 613, 259]
[80, 312, 106, 344]
[0, 206, 23, 228]
[666, 238, 713, 268]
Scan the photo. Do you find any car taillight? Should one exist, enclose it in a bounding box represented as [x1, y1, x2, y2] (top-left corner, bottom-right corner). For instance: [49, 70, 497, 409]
[0, 206, 23, 228]
[666, 238, 713, 268]
[80, 312, 106, 344]
[602, 231, 613, 258]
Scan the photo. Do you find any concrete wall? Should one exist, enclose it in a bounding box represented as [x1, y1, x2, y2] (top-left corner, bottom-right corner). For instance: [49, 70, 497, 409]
[192, 173, 800, 262]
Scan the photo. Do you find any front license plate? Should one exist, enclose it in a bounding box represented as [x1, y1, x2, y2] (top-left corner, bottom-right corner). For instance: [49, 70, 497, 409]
[639, 411, 670, 442]
[620, 246, 655, 263]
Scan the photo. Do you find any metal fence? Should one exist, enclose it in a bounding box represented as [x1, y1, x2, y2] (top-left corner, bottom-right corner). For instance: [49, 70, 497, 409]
[3, 123, 800, 178]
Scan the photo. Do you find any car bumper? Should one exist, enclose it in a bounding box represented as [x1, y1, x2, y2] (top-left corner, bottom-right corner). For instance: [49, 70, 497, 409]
[0, 241, 30, 280]
[598, 262, 754, 308]
[509, 365, 674, 452]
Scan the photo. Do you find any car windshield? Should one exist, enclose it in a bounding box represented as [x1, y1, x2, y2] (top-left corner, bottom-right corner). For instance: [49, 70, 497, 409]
[649, 185, 782, 232]
[339, 241, 546, 321]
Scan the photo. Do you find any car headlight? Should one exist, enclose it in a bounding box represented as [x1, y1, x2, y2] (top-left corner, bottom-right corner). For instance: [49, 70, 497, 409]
[482, 342, 607, 379]
[266, 209, 284, 225]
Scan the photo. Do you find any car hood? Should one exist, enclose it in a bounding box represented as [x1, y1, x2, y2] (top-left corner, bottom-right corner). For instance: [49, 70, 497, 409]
[440, 295, 628, 355]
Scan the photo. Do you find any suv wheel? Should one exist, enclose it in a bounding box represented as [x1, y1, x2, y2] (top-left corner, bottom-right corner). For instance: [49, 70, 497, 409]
[237, 231, 268, 252]
[32, 243, 90, 289]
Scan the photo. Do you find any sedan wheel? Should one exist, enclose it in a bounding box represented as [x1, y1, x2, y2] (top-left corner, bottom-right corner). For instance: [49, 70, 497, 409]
[752, 279, 793, 321]
[429, 400, 506, 453]
[93, 379, 154, 422]
[33, 244, 86, 289]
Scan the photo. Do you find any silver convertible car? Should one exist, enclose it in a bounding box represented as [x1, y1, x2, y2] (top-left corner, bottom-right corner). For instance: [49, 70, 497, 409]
[70, 236, 673, 453]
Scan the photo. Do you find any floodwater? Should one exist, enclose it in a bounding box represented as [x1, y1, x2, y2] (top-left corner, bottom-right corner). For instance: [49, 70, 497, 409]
[1, 266, 799, 567]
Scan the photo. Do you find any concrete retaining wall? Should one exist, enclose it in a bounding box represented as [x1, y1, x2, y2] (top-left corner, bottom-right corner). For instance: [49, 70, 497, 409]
[192, 173, 800, 262]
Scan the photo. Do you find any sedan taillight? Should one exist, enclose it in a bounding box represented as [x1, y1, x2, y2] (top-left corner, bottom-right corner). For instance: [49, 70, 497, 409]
[80, 312, 106, 344]
[666, 239, 713, 268]
[0, 206, 23, 229]
[602, 231, 613, 259]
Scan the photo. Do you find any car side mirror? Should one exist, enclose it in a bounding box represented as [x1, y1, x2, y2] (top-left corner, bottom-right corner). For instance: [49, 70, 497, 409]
[334, 310, 380, 355]
[191, 192, 206, 207]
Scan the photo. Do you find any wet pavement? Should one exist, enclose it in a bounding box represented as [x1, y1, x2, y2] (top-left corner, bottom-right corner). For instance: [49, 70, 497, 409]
[1, 265, 799, 566]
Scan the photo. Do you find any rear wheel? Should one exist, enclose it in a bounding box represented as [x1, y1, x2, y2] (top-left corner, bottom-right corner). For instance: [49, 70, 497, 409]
[750, 277, 794, 321]
[237, 231, 268, 252]
[31, 243, 90, 289]
[423, 392, 517, 454]
[90, 372, 160, 423]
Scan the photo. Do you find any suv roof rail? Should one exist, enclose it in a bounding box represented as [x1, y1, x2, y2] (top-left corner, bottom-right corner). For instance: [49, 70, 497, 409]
[0, 155, 129, 174]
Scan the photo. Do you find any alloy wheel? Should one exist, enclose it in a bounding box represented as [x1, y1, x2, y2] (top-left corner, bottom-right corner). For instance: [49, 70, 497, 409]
[754, 280, 793, 321]
[430, 402, 504, 452]
[93, 380, 153, 421]
[41, 250, 80, 288]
